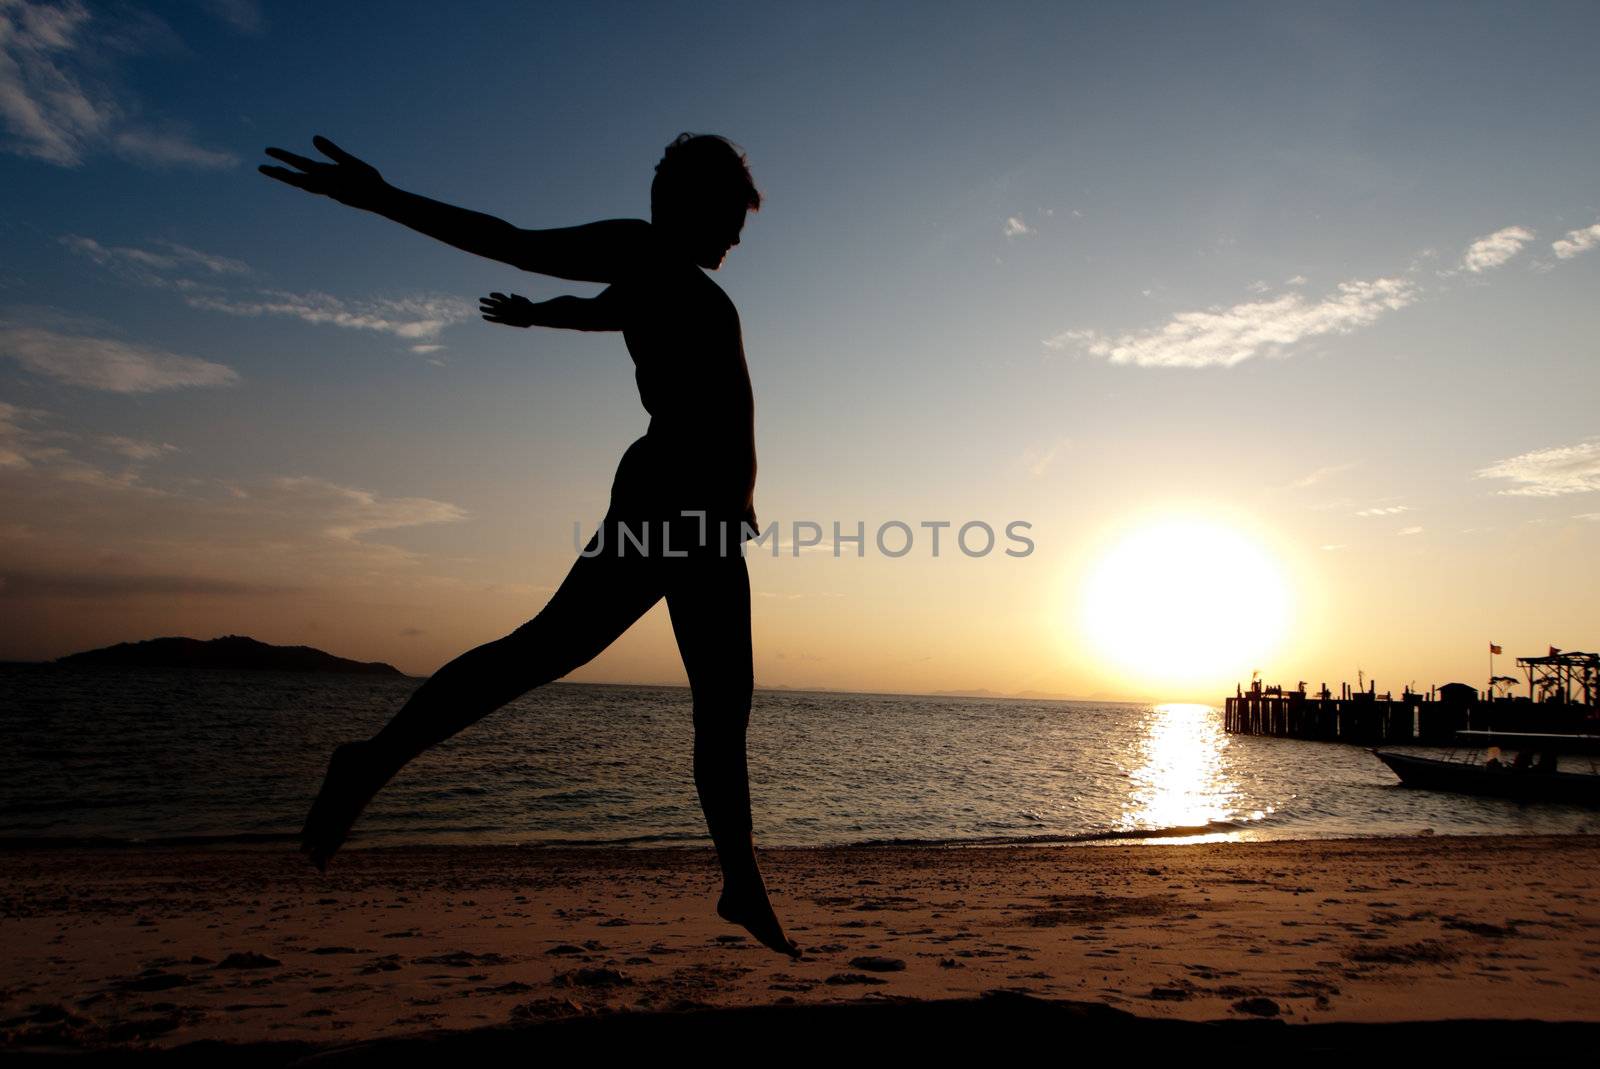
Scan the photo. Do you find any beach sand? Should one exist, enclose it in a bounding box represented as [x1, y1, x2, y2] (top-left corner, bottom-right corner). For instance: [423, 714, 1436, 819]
[4, 834, 1599, 1055]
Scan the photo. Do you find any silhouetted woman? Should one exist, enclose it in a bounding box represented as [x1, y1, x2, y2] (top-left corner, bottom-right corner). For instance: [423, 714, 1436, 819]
[259, 133, 797, 957]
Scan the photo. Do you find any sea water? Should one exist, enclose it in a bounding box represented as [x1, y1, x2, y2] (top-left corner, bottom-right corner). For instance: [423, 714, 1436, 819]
[1, 665, 1593, 849]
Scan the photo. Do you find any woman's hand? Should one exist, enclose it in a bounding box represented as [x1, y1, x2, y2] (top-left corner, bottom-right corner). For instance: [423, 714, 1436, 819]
[259, 135, 388, 211]
[479, 292, 537, 328]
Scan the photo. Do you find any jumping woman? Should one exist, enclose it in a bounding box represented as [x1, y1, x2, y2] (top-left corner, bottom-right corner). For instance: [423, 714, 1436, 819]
[259, 133, 798, 958]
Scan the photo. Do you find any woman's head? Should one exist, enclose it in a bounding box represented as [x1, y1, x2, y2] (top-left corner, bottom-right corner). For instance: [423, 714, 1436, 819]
[651, 133, 760, 268]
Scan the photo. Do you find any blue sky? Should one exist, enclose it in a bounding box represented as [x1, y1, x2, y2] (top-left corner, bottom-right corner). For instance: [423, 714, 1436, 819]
[2, 1, 1598, 696]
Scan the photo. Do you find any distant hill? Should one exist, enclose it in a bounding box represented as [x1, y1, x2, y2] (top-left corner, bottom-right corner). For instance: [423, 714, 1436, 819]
[57, 635, 407, 677]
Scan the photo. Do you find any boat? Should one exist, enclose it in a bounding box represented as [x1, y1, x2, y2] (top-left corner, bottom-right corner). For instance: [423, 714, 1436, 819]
[1373, 731, 1600, 807]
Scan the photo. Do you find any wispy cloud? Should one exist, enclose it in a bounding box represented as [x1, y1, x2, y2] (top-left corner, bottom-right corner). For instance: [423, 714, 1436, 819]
[62, 235, 249, 277]
[0, 324, 238, 392]
[1002, 216, 1032, 238]
[0, 1, 106, 165]
[1021, 438, 1070, 477]
[1397, 525, 1423, 536]
[1460, 225, 1533, 273]
[65, 235, 471, 342]
[1047, 276, 1417, 368]
[198, 0, 264, 35]
[0, 1, 235, 168]
[1552, 222, 1600, 261]
[1356, 505, 1410, 517]
[0, 452, 471, 627]
[268, 476, 468, 541]
[1287, 462, 1353, 490]
[1477, 438, 1600, 496]
[0, 399, 174, 491]
[0, 399, 53, 468]
[99, 434, 177, 461]
[185, 291, 473, 341]
[112, 128, 237, 170]
[1050, 218, 1597, 370]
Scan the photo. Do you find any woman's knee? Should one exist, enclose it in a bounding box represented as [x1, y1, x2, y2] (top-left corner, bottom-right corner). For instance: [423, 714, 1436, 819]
[691, 674, 753, 730]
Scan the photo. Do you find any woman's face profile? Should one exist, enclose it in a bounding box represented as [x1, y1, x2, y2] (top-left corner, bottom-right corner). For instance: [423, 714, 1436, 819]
[693, 205, 747, 270]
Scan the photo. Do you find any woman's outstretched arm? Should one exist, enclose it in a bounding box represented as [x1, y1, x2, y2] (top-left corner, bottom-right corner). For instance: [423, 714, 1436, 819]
[479, 290, 622, 332]
[259, 136, 648, 283]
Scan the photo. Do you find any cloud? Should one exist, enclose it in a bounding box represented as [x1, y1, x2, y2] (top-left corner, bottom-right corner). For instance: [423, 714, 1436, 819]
[0, 399, 52, 468]
[1021, 438, 1070, 477]
[1356, 505, 1410, 516]
[0, 399, 174, 491]
[1047, 276, 1418, 368]
[1477, 438, 1600, 496]
[1049, 217, 1599, 371]
[1287, 462, 1353, 489]
[0, 425, 475, 663]
[185, 291, 473, 341]
[0, 0, 105, 164]
[62, 234, 249, 277]
[66, 235, 469, 342]
[266, 476, 468, 541]
[1460, 226, 1534, 273]
[0, 324, 238, 392]
[1397, 525, 1423, 536]
[198, 0, 263, 34]
[1552, 222, 1600, 261]
[1002, 216, 1032, 238]
[112, 128, 236, 170]
[99, 434, 176, 460]
[0, 452, 471, 607]
[0, 0, 235, 168]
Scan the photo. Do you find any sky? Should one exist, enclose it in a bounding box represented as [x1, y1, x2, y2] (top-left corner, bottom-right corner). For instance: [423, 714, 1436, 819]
[1, 0, 1597, 700]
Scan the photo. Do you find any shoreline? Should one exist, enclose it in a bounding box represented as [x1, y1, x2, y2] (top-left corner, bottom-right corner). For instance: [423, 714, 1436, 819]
[5, 833, 1599, 1050]
[5, 819, 1589, 854]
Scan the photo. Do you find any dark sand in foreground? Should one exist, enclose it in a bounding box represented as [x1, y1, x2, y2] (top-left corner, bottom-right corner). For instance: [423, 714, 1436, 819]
[4, 835, 1599, 1055]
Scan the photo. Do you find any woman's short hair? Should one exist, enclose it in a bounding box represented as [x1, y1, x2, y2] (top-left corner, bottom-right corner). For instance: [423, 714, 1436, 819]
[651, 133, 761, 222]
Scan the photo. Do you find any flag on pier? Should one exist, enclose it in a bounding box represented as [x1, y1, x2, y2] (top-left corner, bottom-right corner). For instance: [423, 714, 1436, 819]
[1489, 643, 1502, 655]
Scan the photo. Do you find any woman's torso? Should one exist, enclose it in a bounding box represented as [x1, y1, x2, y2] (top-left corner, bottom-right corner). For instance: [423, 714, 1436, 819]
[608, 258, 758, 542]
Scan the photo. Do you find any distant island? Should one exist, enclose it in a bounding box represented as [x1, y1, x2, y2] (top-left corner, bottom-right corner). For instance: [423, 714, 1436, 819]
[57, 635, 407, 677]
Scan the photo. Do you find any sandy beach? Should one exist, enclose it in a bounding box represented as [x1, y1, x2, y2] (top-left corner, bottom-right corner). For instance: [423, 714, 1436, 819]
[3, 833, 1599, 1056]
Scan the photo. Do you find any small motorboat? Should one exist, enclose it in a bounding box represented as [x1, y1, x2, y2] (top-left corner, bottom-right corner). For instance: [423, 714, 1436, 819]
[1374, 730, 1600, 808]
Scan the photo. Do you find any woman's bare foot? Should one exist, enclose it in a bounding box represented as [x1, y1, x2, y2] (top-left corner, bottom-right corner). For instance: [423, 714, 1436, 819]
[717, 881, 801, 958]
[300, 739, 391, 872]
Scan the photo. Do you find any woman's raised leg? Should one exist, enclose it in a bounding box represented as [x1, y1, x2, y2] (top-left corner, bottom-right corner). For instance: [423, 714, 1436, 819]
[299, 528, 664, 870]
[664, 549, 799, 957]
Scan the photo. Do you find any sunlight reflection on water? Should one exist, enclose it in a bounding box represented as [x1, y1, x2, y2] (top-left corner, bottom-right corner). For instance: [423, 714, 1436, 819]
[1121, 702, 1243, 834]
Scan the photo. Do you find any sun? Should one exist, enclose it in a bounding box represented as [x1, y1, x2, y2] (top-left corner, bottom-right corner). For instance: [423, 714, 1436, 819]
[1079, 516, 1292, 692]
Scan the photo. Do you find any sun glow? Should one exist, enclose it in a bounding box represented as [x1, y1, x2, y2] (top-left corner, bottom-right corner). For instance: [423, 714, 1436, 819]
[1079, 517, 1292, 691]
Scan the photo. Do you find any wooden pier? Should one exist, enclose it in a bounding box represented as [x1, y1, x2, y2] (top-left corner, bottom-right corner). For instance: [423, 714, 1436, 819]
[1224, 654, 1600, 746]
[1223, 685, 1463, 745]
